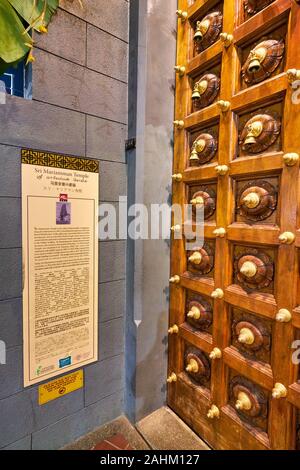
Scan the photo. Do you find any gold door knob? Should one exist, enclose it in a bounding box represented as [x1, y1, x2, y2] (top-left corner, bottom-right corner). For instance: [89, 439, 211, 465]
[172, 173, 183, 182]
[287, 68, 300, 83]
[176, 9, 188, 21]
[167, 372, 177, 383]
[242, 192, 260, 209]
[276, 309, 292, 323]
[283, 153, 299, 166]
[168, 324, 179, 335]
[211, 288, 224, 299]
[240, 261, 257, 278]
[272, 383, 287, 399]
[235, 391, 252, 411]
[215, 165, 229, 175]
[174, 65, 186, 76]
[217, 100, 231, 112]
[279, 232, 295, 245]
[188, 252, 202, 265]
[187, 306, 201, 320]
[238, 328, 255, 345]
[186, 358, 199, 373]
[209, 348, 222, 360]
[190, 196, 204, 206]
[169, 275, 180, 284]
[207, 405, 220, 419]
[220, 32, 233, 47]
[213, 228, 226, 238]
[173, 120, 184, 129]
[171, 224, 181, 233]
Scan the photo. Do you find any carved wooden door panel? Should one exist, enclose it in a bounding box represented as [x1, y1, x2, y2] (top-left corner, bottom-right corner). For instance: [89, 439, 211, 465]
[169, 0, 300, 450]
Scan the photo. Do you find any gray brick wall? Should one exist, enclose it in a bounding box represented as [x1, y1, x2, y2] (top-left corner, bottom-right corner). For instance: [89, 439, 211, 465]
[0, 1, 128, 450]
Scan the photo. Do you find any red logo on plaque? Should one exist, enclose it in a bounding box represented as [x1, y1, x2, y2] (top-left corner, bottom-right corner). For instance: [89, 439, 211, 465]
[59, 194, 68, 202]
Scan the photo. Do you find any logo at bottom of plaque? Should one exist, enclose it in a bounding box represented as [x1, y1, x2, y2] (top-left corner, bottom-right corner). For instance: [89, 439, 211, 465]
[59, 356, 72, 368]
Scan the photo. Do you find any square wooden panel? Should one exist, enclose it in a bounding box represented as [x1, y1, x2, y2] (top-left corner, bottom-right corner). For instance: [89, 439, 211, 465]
[188, 121, 219, 168]
[188, 181, 217, 223]
[234, 174, 280, 226]
[236, 21, 288, 92]
[232, 244, 276, 295]
[228, 371, 270, 433]
[189, 2, 224, 59]
[185, 290, 214, 335]
[184, 343, 211, 391]
[231, 307, 273, 364]
[236, 101, 283, 159]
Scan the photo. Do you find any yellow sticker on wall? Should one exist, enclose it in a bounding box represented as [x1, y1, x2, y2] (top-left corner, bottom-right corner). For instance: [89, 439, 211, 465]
[38, 370, 84, 405]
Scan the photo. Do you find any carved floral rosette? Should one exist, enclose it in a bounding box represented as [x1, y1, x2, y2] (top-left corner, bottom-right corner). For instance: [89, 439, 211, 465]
[187, 297, 213, 331]
[239, 113, 281, 154]
[190, 133, 218, 166]
[191, 188, 216, 220]
[230, 376, 268, 419]
[242, 39, 285, 85]
[192, 74, 220, 111]
[234, 248, 274, 291]
[188, 243, 214, 276]
[237, 180, 278, 222]
[232, 315, 271, 355]
[194, 11, 223, 54]
[185, 347, 211, 385]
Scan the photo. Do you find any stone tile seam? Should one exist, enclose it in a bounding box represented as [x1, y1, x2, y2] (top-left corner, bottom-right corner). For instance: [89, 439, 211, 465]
[0, 356, 125, 404]
[30, 387, 125, 436]
[0, 142, 128, 164]
[0, 388, 124, 449]
[32, 98, 128, 127]
[58, 7, 130, 45]
[0, 434, 32, 451]
[83, 386, 124, 408]
[35, 46, 129, 86]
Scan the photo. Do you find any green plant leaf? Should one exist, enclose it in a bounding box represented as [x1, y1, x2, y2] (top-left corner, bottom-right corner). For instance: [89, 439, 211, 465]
[0, 0, 32, 65]
[8, 0, 59, 31]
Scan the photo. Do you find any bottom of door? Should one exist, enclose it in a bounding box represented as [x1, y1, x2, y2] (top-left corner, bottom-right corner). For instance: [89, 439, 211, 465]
[168, 374, 271, 451]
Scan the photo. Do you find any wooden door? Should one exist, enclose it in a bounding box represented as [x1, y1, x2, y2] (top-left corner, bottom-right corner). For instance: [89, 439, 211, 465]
[168, 0, 300, 450]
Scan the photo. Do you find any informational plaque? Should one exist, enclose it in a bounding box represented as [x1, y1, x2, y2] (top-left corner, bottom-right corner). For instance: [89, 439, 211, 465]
[22, 149, 99, 387]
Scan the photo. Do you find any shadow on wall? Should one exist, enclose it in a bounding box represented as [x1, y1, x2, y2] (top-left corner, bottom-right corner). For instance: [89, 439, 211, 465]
[130, 310, 169, 419]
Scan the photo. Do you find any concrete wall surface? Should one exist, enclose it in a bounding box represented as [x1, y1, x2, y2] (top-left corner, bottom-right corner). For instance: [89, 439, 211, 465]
[0, 0, 129, 450]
